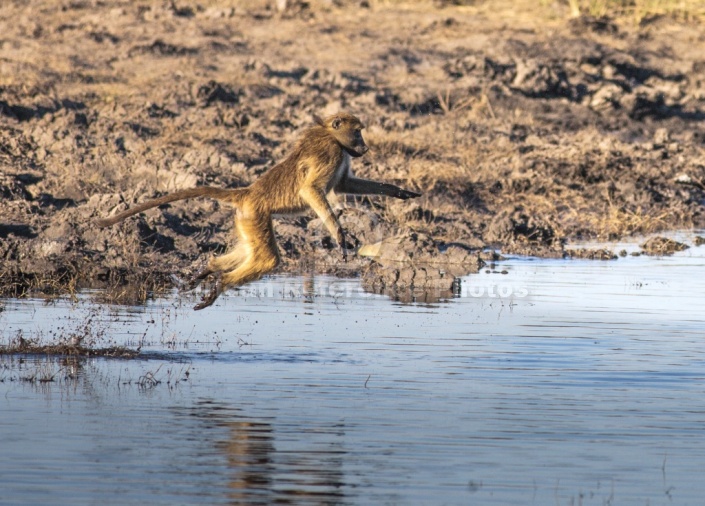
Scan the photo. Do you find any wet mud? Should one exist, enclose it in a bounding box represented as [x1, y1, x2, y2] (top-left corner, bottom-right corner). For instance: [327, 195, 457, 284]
[1, 1, 704, 302]
[640, 235, 690, 255]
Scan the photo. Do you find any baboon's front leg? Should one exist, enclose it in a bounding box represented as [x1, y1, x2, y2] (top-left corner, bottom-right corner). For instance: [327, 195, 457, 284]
[335, 176, 421, 200]
[299, 186, 353, 260]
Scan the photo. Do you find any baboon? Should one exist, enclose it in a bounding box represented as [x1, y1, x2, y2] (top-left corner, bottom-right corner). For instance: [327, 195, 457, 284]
[98, 112, 421, 310]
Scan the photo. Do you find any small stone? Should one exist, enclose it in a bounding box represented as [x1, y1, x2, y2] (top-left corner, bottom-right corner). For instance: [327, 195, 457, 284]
[654, 128, 669, 145]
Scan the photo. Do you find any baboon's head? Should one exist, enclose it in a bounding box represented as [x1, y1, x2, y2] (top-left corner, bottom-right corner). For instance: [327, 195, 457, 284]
[316, 113, 369, 158]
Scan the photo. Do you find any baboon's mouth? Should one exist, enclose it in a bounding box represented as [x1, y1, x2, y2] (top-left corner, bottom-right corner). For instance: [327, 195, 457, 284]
[346, 145, 369, 157]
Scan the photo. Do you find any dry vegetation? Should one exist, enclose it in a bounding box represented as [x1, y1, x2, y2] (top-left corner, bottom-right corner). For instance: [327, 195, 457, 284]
[1, 0, 704, 301]
[563, 0, 705, 23]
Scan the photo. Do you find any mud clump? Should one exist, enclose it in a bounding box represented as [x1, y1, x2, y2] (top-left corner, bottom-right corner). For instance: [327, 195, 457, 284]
[565, 248, 618, 260]
[359, 232, 485, 302]
[1, 1, 704, 302]
[485, 208, 563, 257]
[640, 236, 690, 256]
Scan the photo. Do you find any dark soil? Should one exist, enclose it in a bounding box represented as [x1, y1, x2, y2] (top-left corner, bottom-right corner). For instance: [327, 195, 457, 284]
[1, 1, 704, 304]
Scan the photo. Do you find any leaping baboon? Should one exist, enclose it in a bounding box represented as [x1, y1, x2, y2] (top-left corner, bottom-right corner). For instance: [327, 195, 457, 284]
[98, 112, 421, 310]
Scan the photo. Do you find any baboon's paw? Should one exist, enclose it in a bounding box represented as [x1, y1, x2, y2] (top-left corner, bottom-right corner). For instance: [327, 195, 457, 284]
[194, 273, 222, 311]
[194, 291, 217, 311]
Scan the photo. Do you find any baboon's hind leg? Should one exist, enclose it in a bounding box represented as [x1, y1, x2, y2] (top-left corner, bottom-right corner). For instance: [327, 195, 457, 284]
[183, 266, 213, 291]
[178, 264, 213, 291]
[186, 244, 248, 291]
[193, 215, 280, 311]
[193, 272, 224, 311]
[188, 210, 252, 293]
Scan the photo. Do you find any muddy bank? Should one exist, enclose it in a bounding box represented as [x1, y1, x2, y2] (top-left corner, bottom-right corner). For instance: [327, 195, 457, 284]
[0, 340, 139, 359]
[1, 1, 704, 302]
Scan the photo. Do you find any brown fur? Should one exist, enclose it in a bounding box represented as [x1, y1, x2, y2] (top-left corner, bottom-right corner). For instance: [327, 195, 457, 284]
[97, 112, 421, 310]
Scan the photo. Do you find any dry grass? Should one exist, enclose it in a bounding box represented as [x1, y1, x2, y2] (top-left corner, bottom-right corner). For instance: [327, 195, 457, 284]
[374, 0, 704, 23]
[365, 95, 500, 194]
[587, 204, 691, 239]
[0, 268, 80, 300]
[0, 327, 140, 358]
[197, 0, 703, 29]
[563, 0, 705, 22]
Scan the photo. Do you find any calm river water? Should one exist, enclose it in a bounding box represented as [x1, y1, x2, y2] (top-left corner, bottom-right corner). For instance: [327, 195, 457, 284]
[1, 233, 704, 505]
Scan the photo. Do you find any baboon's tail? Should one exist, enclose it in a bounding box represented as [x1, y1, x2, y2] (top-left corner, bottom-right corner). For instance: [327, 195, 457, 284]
[96, 186, 247, 228]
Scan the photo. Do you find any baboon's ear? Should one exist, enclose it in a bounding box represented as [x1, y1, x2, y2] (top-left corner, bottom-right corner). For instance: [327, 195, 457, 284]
[331, 117, 342, 130]
[313, 114, 325, 127]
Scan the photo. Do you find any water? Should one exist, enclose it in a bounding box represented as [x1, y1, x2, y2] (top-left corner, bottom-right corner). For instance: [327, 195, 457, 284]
[1, 233, 705, 505]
